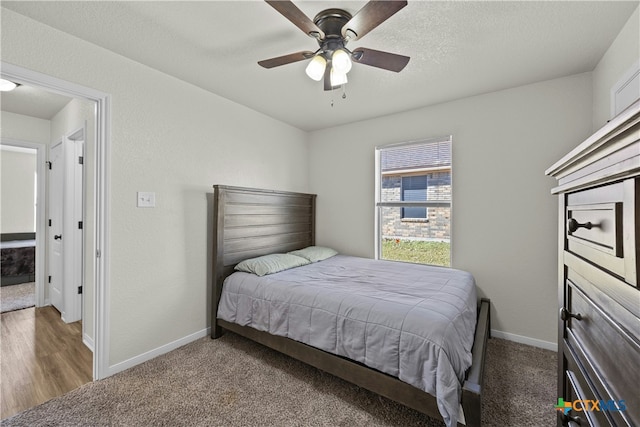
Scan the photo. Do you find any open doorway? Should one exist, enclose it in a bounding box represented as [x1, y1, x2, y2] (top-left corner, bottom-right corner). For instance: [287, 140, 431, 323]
[0, 88, 93, 419]
[0, 142, 42, 313]
[0, 62, 111, 418]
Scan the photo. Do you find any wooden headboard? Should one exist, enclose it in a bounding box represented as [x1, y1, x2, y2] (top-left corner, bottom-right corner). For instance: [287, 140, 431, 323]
[211, 185, 317, 337]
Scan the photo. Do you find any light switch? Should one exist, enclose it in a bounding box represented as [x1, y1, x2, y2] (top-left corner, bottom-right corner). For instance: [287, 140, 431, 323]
[137, 192, 156, 208]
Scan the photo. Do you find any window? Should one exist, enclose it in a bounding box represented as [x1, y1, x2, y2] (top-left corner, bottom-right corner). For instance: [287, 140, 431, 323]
[401, 175, 428, 219]
[375, 137, 452, 267]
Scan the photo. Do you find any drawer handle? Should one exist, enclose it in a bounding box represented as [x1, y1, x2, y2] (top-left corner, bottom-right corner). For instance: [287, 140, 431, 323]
[567, 218, 592, 233]
[560, 307, 582, 321]
[561, 413, 582, 426]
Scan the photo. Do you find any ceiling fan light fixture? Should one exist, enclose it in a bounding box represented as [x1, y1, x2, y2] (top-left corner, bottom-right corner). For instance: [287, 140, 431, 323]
[260, 1, 410, 92]
[0, 78, 18, 92]
[331, 49, 352, 74]
[330, 68, 348, 86]
[305, 55, 327, 81]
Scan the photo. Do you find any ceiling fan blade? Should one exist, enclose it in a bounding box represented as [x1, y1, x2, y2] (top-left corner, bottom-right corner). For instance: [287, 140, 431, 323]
[265, 1, 325, 39]
[258, 51, 315, 69]
[352, 47, 410, 72]
[341, 0, 407, 41]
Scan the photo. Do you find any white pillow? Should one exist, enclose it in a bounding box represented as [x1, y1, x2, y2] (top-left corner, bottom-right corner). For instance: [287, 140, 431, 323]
[288, 246, 338, 263]
[235, 253, 311, 276]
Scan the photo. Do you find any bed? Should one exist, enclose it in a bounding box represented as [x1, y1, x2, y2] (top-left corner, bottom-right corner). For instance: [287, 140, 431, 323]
[1, 233, 36, 286]
[211, 185, 490, 427]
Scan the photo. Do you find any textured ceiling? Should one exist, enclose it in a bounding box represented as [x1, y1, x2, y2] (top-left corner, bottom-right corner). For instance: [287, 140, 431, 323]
[1, 1, 637, 131]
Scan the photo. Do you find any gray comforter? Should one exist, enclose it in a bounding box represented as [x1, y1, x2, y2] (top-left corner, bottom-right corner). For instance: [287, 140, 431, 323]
[217, 255, 477, 426]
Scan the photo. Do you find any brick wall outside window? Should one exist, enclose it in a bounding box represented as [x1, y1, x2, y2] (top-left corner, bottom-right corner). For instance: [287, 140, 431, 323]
[381, 171, 451, 241]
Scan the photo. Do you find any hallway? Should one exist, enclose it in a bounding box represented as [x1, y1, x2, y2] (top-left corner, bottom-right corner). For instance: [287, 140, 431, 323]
[1, 306, 92, 419]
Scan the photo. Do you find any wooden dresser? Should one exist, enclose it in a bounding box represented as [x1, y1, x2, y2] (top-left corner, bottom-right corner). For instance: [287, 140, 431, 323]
[546, 99, 639, 427]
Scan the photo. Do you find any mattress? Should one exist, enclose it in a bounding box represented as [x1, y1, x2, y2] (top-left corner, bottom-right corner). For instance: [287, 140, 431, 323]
[0, 239, 35, 249]
[217, 255, 477, 427]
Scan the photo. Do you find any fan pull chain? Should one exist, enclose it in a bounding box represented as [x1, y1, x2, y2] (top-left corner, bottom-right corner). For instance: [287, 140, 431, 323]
[329, 85, 347, 107]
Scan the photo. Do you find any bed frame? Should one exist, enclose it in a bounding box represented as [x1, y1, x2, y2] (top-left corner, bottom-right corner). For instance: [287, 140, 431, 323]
[211, 185, 490, 427]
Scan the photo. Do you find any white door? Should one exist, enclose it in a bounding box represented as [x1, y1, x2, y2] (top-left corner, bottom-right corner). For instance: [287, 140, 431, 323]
[49, 141, 64, 313]
[48, 135, 84, 323]
[65, 133, 84, 323]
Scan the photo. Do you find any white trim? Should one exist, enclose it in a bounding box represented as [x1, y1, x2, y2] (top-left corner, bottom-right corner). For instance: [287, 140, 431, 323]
[610, 59, 640, 119]
[108, 328, 211, 376]
[1, 61, 112, 381]
[83, 333, 95, 352]
[381, 165, 451, 176]
[94, 94, 111, 381]
[491, 329, 557, 352]
[0, 138, 47, 308]
[374, 148, 382, 260]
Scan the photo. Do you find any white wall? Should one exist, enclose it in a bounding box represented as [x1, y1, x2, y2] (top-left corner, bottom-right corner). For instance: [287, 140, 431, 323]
[0, 110, 51, 144]
[592, 5, 640, 130]
[309, 73, 593, 346]
[1, 8, 309, 366]
[0, 111, 50, 234]
[50, 98, 97, 346]
[0, 148, 37, 233]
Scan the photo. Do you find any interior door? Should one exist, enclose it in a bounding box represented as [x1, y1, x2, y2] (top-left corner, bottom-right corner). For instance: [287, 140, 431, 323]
[48, 135, 84, 323]
[48, 141, 64, 314]
[65, 135, 84, 324]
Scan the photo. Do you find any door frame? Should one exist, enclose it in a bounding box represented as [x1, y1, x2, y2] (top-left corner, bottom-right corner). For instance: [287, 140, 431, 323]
[0, 139, 47, 308]
[1, 61, 112, 381]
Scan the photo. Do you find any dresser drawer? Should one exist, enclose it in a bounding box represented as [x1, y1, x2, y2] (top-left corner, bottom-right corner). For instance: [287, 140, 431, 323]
[563, 269, 640, 426]
[566, 179, 638, 286]
[561, 362, 600, 427]
[567, 202, 621, 257]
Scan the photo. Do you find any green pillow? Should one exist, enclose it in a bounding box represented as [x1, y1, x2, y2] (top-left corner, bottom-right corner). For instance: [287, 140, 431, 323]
[288, 246, 338, 263]
[235, 253, 311, 276]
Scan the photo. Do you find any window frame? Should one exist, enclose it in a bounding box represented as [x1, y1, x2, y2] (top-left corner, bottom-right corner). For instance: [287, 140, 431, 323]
[374, 136, 453, 265]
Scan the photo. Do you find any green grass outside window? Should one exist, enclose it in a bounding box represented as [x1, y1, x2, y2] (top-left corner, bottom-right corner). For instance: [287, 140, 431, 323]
[381, 239, 450, 267]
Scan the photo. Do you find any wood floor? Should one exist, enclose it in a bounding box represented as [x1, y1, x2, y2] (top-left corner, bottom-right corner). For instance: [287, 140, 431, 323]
[1, 306, 93, 420]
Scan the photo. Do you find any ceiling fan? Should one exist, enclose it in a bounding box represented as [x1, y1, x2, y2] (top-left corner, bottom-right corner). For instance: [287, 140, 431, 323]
[258, 0, 410, 91]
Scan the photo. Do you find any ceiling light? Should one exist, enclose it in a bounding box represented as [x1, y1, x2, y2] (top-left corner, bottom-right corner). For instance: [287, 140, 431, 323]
[305, 55, 327, 81]
[0, 79, 18, 92]
[258, 3, 410, 93]
[331, 49, 352, 74]
[330, 68, 348, 87]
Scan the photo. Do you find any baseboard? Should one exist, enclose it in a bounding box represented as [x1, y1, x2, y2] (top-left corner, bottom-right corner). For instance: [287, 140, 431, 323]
[83, 333, 95, 352]
[107, 327, 211, 377]
[491, 329, 557, 352]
